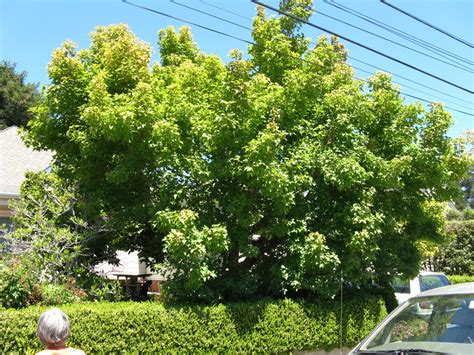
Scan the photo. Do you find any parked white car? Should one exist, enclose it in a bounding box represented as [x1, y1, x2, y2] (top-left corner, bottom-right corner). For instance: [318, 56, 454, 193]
[392, 271, 451, 304]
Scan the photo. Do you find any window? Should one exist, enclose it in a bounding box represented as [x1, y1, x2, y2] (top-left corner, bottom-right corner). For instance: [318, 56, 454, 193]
[419, 275, 450, 292]
[392, 277, 410, 294]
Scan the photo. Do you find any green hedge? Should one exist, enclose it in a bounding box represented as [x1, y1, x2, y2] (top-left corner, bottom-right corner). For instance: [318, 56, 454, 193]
[448, 275, 474, 284]
[0, 296, 386, 353]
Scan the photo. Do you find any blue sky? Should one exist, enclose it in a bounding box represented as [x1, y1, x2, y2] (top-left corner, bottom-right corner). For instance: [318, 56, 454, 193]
[1, 0, 472, 137]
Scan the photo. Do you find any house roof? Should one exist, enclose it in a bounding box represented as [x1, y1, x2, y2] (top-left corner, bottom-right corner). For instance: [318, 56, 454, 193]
[0, 126, 53, 197]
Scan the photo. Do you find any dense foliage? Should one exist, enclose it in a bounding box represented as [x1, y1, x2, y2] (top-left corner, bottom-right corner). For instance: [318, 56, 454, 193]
[426, 142, 473, 274]
[0, 61, 40, 128]
[23, 0, 469, 301]
[7, 171, 111, 284]
[0, 256, 40, 309]
[0, 296, 386, 353]
[460, 164, 474, 209]
[430, 220, 474, 275]
[2, 170, 127, 308]
[448, 275, 474, 284]
[2, 170, 129, 308]
[452, 131, 473, 211]
[0, 253, 125, 308]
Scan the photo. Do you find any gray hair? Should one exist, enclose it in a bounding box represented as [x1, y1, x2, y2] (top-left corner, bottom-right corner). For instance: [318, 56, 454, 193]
[36, 308, 70, 346]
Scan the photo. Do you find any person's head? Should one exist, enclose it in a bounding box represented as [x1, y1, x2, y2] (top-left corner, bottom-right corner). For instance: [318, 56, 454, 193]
[37, 308, 70, 348]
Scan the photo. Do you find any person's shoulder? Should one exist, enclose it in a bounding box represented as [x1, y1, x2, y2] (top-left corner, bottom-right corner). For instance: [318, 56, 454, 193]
[36, 349, 85, 355]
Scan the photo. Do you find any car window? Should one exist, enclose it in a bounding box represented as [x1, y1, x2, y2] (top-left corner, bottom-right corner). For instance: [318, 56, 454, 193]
[363, 294, 474, 352]
[419, 274, 450, 292]
[392, 277, 410, 294]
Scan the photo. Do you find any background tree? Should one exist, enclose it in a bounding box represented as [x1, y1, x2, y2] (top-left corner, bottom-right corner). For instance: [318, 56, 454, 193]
[427, 134, 473, 274]
[430, 220, 473, 275]
[452, 131, 474, 213]
[0, 61, 40, 128]
[6, 172, 110, 284]
[24, 1, 469, 302]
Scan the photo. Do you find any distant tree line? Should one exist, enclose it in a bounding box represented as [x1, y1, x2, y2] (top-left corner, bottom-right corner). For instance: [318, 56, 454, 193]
[0, 60, 39, 128]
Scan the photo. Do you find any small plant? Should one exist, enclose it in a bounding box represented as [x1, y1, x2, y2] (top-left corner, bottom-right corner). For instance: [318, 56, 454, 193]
[0, 255, 41, 309]
[76, 273, 126, 302]
[89, 280, 126, 301]
[40, 283, 81, 306]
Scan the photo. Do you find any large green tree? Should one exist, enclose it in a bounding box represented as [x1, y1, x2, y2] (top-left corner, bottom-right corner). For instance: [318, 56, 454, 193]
[0, 61, 40, 128]
[24, 1, 469, 301]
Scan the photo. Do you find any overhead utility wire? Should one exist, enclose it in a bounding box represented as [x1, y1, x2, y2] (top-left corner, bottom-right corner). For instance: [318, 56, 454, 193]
[201, 0, 251, 20]
[251, 0, 474, 94]
[122, 0, 473, 117]
[171, 0, 474, 111]
[202, 0, 473, 67]
[349, 57, 474, 108]
[328, 0, 473, 66]
[380, 0, 474, 48]
[324, 0, 474, 66]
[121, 0, 253, 45]
[170, 0, 249, 30]
[199, 0, 251, 21]
[312, 7, 474, 73]
[200, 0, 474, 107]
[353, 66, 473, 111]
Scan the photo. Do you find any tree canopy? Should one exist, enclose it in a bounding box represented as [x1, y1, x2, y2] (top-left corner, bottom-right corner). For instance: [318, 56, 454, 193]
[24, 1, 469, 302]
[0, 61, 40, 128]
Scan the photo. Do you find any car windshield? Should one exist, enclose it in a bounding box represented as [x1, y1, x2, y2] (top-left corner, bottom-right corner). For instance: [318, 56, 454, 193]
[357, 293, 474, 354]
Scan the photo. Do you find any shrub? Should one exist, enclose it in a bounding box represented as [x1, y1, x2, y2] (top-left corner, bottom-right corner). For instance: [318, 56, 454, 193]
[40, 284, 81, 306]
[8, 172, 98, 285]
[0, 295, 386, 353]
[87, 279, 126, 302]
[448, 275, 474, 284]
[445, 207, 464, 221]
[0, 256, 41, 309]
[431, 220, 473, 275]
[0, 256, 126, 308]
[0, 262, 133, 309]
[74, 273, 126, 302]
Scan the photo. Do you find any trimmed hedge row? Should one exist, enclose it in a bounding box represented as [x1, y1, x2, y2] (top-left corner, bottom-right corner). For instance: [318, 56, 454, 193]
[449, 275, 474, 284]
[0, 296, 386, 353]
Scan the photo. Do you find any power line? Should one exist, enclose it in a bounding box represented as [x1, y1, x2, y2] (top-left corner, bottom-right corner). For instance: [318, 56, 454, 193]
[353, 65, 473, 111]
[324, 0, 474, 66]
[355, 73, 473, 116]
[380, 0, 474, 48]
[121, 0, 253, 45]
[252, 0, 474, 94]
[170, 0, 249, 30]
[349, 57, 473, 108]
[199, 0, 251, 22]
[203, 0, 474, 69]
[122, 0, 473, 117]
[200, 0, 474, 107]
[313, 8, 474, 73]
[172, 0, 474, 111]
